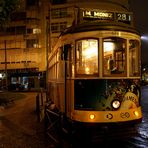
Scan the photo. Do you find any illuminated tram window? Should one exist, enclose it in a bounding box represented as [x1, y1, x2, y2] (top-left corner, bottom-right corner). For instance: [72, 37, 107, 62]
[76, 39, 98, 75]
[129, 40, 140, 77]
[103, 37, 126, 76]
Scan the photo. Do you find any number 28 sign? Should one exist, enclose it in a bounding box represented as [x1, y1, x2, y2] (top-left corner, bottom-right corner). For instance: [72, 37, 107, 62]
[116, 13, 131, 22]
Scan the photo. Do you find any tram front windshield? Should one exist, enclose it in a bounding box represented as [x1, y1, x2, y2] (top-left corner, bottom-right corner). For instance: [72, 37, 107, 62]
[74, 37, 140, 111]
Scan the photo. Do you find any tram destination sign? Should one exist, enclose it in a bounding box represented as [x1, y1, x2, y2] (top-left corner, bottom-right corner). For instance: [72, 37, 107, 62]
[83, 10, 114, 20]
[83, 10, 131, 23]
[116, 13, 131, 22]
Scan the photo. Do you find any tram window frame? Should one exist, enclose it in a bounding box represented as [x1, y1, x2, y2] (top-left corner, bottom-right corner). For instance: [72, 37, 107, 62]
[64, 44, 72, 77]
[103, 37, 127, 76]
[75, 38, 99, 76]
[48, 51, 58, 80]
[129, 40, 140, 77]
[57, 47, 65, 79]
[59, 44, 73, 78]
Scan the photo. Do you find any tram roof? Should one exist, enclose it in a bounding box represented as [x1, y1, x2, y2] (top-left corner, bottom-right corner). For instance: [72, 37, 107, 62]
[61, 21, 140, 36]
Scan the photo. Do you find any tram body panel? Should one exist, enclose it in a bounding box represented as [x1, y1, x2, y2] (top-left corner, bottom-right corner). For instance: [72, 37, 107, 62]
[60, 31, 141, 47]
[48, 59, 65, 112]
[71, 107, 142, 123]
[48, 81, 65, 112]
[70, 78, 141, 123]
[66, 80, 74, 118]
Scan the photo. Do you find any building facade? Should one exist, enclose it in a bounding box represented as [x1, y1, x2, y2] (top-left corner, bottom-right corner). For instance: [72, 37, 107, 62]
[0, 0, 49, 90]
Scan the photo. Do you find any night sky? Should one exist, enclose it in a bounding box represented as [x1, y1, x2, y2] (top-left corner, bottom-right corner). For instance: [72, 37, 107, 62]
[130, 0, 148, 65]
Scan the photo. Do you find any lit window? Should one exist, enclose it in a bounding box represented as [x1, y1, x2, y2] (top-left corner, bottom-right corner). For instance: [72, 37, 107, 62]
[129, 40, 140, 76]
[103, 37, 126, 76]
[76, 39, 98, 75]
[33, 28, 41, 34]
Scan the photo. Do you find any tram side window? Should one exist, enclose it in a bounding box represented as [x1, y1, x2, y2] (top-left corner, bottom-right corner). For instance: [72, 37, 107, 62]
[103, 37, 126, 76]
[129, 40, 140, 76]
[76, 39, 98, 75]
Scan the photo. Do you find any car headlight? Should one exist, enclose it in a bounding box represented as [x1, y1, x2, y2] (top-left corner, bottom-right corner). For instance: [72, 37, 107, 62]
[111, 99, 121, 110]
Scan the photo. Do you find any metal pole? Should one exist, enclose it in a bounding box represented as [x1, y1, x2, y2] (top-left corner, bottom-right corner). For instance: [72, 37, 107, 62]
[45, 3, 51, 102]
[46, 19, 49, 102]
[4, 40, 7, 89]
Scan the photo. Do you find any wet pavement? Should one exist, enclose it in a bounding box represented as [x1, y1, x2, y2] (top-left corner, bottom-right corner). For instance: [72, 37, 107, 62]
[0, 92, 56, 148]
[0, 87, 148, 148]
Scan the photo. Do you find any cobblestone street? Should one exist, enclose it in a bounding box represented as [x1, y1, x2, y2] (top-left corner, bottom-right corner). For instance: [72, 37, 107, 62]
[0, 92, 56, 148]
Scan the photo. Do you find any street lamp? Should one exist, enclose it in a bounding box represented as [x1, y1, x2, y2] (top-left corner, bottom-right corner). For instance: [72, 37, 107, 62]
[141, 35, 148, 41]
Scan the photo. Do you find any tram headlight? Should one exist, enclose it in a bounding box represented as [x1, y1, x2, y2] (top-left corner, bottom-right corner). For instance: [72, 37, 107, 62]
[111, 99, 121, 110]
[133, 111, 139, 117]
[89, 114, 95, 120]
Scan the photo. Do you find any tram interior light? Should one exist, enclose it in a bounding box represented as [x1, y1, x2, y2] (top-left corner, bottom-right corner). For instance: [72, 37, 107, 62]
[83, 40, 98, 58]
[83, 46, 97, 58]
[79, 39, 98, 74]
[85, 67, 90, 74]
[104, 42, 115, 52]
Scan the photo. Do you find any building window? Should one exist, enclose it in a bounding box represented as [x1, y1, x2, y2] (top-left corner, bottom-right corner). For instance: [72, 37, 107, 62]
[33, 28, 41, 34]
[6, 27, 15, 35]
[51, 23, 59, 33]
[27, 28, 41, 34]
[26, 39, 39, 48]
[11, 12, 26, 21]
[27, 28, 33, 34]
[0, 40, 24, 50]
[51, 22, 67, 33]
[26, 0, 39, 6]
[51, 0, 66, 4]
[16, 26, 26, 34]
[51, 8, 68, 19]
[7, 26, 26, 35]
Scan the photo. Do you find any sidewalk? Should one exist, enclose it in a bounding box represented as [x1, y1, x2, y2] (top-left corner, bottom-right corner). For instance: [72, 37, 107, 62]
[0, 92, 56, 148]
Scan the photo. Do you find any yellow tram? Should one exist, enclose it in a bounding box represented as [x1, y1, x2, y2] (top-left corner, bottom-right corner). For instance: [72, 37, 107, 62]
[46, 8, 142, 138]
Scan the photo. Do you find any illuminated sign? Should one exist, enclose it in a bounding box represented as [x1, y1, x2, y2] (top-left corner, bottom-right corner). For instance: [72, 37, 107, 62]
[83, 10, 132, 23]
[116, 13, 131, 22]
[83, 10, 113, 20]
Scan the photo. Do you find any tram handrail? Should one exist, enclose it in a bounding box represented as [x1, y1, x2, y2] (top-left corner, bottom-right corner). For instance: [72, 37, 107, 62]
[46, 108, 60, 117]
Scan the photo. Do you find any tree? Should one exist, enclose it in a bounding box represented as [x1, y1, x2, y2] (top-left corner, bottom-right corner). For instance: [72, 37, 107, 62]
[0, 0, 21, 27]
